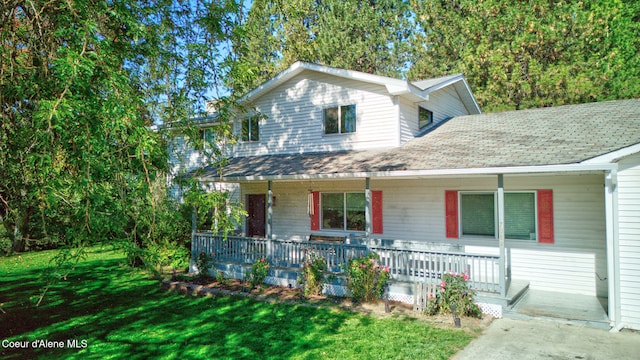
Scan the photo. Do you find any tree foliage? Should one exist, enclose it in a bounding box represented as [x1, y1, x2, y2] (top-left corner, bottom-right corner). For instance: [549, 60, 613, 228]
[230, 0, 639, 112]
[408, 0, 640, 111]
[0, 0, 245, 265]
[229, 0, 414, 94]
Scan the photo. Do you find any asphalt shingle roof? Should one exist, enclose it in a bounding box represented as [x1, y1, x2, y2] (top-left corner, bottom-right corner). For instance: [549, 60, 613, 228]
[212, 99, 640, 179]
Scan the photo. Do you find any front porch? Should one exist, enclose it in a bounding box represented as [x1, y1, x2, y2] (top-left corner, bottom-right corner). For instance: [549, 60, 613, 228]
[192, 233, 512, 316]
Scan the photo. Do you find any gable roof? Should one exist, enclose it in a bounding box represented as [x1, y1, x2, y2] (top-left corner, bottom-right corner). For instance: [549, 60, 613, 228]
[240, 61, 481, 114]
[201, 99, 640, 181]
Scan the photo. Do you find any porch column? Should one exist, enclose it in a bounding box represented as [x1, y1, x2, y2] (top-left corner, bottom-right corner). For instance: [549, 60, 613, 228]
[605, 169, 621, 327]
[497, 174, 506, 298]
[191, 206, 197, 236]
[267, 180, 273, 240]
[365, 177, 372, 236]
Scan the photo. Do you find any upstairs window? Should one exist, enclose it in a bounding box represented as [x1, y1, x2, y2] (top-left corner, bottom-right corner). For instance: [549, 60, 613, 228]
[241, 115, 260, 142]
[419, 107, 433, 129]
[199, 127, 215, 150]
[324, 104, 356, 134]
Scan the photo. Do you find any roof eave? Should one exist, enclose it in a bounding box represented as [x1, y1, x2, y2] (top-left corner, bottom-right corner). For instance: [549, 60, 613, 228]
[202, 163, 616, 183]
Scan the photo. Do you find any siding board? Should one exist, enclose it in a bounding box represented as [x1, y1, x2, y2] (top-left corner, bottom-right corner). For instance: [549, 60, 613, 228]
[617, 153, 640, 329]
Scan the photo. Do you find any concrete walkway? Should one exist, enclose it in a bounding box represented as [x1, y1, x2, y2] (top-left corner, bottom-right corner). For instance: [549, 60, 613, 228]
[453, 318, 640, 360]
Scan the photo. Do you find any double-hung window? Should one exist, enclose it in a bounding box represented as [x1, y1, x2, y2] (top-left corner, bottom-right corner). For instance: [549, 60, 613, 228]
[321, 192, 365, 231]
[241, 115, 260, 142]
[324, 104, 356, 134]
[199, 128, 215, 150]
[460, 192, 537, 240]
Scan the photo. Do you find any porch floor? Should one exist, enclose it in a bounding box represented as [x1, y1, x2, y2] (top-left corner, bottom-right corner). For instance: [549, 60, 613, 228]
[507, 289, 609, 329]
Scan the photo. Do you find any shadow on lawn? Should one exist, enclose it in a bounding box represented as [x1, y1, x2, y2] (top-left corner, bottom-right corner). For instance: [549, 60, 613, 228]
[0, 253, 353, 359]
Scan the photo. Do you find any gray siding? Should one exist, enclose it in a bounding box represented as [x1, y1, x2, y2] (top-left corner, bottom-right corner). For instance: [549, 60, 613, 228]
[618, 153, 640, 330]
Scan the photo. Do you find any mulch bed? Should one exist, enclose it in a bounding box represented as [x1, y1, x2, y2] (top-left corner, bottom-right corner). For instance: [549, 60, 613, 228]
[161, 275, 494, 332]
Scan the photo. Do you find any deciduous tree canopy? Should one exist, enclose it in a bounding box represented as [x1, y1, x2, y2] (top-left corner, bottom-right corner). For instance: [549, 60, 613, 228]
[0, 0, 243, 257]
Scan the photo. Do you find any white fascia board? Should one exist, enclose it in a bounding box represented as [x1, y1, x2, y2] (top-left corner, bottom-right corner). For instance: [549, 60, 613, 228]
[239, 61, 307, 103]
[207, 163, 617, 182]
[581, 143, 640, 164]
[240, 61, 428, 103]
[457, 78, 482, 114]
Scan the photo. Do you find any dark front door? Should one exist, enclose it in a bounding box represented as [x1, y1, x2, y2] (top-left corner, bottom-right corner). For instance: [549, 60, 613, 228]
[247, 194, 266, 238]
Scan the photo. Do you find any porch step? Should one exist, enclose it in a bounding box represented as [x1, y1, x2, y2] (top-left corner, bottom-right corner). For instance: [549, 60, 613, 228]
[476, 280, 530, 308]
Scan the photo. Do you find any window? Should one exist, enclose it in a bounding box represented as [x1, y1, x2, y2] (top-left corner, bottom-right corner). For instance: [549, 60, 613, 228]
[241, 116, 259, 142]
[321, 192, 365, 231]
[199, 128, 215, 147]
[324, 104, 356, 134]
[419, 107, 433, 129]
[460, 192, 536, 240]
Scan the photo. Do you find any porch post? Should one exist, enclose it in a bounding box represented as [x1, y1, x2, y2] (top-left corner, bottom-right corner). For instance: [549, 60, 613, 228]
[191, 206, 197, 236]
[267, 180, 273, 240]
[365, 177, 372, 236]
[605, 169, 621, 327]
[497, 174, 506, 298]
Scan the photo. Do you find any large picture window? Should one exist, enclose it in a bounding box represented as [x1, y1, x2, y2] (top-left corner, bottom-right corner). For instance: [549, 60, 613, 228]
[241, 116, 259, 142]
[321, 192, 365, 231]
[460, 192, 536, 240]
[324, 104, 356, 134]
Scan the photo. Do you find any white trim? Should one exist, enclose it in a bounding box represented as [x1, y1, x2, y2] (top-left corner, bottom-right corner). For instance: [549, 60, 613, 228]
[605, 169, 621, 327]
[207, 163, 617, 182]
[458, 191, 538, 241]
[582, 143, 640, 164]
[238, 61, 461, 104]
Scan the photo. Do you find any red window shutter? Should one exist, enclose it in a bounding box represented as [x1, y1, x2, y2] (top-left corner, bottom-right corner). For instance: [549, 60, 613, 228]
[537, 190, 554, 244]
[310, 191, 320, 231]
[445, 191, 459, 238]
[372, 190, 383, 234]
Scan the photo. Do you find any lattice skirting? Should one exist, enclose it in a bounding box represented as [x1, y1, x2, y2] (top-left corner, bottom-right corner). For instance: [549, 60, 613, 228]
[476, 302, 503, 318]
[387, 292, 503, 318]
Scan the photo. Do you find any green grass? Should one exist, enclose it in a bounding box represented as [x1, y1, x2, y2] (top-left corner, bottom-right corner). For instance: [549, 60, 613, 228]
[0, 248, 474, 359]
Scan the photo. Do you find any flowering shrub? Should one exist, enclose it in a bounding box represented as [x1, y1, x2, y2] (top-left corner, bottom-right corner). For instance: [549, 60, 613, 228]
[195, 251, 213, 279]
[425, 272, 482, 318]
[346, 252, 390, 303]
[247, 258, 270, 289]
[300, 251, 327, 296]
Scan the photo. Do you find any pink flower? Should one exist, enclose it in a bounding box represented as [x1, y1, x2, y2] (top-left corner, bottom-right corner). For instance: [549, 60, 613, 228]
[361, 264, 367, 269]
[463, 274, 469, 281]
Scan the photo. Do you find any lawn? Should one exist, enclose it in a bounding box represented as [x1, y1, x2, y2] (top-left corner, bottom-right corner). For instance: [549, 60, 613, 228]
[0, 247, 474, 359]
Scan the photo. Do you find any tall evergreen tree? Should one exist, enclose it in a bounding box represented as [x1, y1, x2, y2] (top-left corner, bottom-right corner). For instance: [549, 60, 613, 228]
[229, 0, 414, 94]
[408, 0, 640, 111]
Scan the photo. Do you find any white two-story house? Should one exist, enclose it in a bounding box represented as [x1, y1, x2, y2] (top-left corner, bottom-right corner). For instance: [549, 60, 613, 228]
[186, 61, 640, 330]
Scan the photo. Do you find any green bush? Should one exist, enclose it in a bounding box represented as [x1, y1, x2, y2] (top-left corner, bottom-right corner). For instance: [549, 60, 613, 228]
[247, 257, 270, 289]
[300, 251, 327, 296]
[346, 252, 390, 303]
[425, 272, 482, 318]
[195, 251, 213, 279]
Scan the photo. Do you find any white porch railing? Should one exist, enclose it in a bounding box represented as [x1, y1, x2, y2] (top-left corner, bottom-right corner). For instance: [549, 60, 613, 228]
[192, 233, 504, 294]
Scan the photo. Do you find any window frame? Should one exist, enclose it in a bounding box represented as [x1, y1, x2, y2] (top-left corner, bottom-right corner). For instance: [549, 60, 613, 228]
[241, 115, 260, 142]
[323, 104, 357, 135]
[459, 191, 538, 241]
[320, 192, 366, 232]
[199, 127, 215, 150]
[418, 106, 433, 129]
